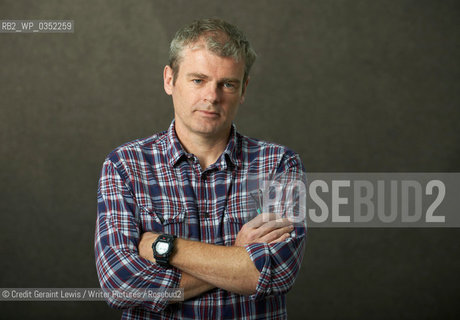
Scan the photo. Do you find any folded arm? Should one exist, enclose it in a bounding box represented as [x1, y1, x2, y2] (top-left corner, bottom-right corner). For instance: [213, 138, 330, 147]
[95, 159, 182, 312]
[96, 151, 307, 310]
[138, 213, 294, 297]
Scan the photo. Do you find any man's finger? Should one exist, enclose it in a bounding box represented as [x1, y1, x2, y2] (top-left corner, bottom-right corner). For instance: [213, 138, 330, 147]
[257, 225, 294, 243]
[245, 212, 278, 228]
[269, 233, 291, 244]
[249, 218, 293, 240]
[256, 218, 293, 234]
[246, 212, 286, 228]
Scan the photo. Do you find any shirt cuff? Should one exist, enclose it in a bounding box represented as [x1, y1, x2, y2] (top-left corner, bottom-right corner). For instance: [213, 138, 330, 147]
[245, 242, 271, 299]
[139, 264, 182, 312]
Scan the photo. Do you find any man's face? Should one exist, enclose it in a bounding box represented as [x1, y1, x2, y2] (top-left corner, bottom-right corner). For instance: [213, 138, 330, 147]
[164, 43, 248, 140]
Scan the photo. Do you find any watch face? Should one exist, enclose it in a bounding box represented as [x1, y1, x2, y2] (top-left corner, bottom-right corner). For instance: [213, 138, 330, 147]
[155, 241, 169, 255]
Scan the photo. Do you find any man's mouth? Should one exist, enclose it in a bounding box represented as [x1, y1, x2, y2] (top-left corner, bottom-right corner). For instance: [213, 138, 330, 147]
[197, 110, 219, 117]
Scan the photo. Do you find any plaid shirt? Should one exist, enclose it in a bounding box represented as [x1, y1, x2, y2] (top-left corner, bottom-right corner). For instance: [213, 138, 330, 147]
[95, 121, 306, 320]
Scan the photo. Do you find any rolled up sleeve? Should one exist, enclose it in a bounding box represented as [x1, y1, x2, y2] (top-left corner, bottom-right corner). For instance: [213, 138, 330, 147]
[245, 225, 306, 299]
[246, 151, 307, 299]
[95, 158, 181, 312]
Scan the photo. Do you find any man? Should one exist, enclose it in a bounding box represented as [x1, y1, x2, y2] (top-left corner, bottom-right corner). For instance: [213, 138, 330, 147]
[95, 18, 306, 319]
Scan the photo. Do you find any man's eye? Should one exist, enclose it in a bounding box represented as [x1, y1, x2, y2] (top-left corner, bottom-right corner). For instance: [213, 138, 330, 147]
[223, 82, 235, 89]
[192, 79, 203, 84]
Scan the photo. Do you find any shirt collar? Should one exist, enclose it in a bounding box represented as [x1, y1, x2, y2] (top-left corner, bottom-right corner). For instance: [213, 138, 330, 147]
[166, 120, 241, 169]
[166, 120, 187, 167]
[220, 123, 241, 169]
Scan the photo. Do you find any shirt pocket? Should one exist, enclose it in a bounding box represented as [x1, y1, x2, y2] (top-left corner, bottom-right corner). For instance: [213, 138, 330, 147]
[138, 200, 187, 237]
[222, 197, 256, 246]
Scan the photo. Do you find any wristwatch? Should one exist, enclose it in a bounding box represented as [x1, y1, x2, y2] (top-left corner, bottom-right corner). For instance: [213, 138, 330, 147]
[152, 234, 177, 268]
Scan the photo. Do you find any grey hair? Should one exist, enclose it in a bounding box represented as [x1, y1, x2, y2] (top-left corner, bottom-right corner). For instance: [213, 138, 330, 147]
[169, 18, 257, 85]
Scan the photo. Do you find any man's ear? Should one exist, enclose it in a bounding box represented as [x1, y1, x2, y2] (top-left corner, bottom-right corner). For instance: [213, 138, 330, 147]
[164, 65, 174, 95]
[240, 76, 250, 104]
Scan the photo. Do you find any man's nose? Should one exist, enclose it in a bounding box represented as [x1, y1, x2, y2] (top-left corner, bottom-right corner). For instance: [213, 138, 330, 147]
[203, 83, 220, 104]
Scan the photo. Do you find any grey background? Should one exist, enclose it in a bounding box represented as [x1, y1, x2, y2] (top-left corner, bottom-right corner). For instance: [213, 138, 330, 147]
[0, 0, 459, 318]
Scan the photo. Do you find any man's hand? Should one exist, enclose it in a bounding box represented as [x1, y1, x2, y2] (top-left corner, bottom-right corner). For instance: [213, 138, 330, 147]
[234, 213, 294, 247]
[138, 232, 159, 262]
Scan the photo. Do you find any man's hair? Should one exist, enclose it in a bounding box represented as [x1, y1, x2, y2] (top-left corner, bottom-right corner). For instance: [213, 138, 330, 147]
[169, 18, 257, 84]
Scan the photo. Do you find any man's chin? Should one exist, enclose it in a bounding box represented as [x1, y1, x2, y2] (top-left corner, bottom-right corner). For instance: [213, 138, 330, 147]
[193, 124, 230, 138]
